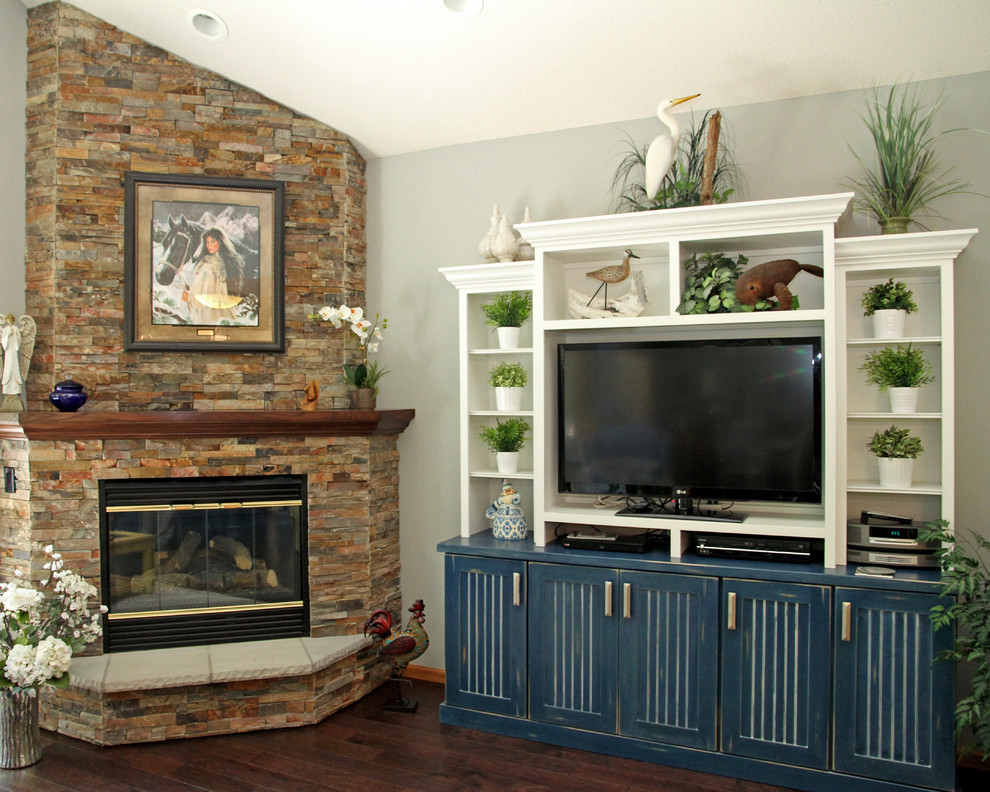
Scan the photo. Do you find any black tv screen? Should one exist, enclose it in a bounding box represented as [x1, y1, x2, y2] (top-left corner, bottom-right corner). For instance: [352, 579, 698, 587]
[557, 337, 822, 503]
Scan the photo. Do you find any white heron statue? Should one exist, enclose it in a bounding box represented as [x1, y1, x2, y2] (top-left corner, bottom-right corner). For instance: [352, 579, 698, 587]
[644, 94, 700, 200]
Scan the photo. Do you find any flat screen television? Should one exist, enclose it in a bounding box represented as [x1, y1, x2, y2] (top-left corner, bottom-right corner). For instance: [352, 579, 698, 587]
[557, 336, 822, 506]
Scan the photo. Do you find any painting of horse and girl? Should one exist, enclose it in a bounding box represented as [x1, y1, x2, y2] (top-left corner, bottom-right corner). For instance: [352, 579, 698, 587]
[151, 200, 262, 328]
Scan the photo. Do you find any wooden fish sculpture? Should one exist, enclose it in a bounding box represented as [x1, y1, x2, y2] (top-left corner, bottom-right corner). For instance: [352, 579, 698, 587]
[735, 259, 824, 311]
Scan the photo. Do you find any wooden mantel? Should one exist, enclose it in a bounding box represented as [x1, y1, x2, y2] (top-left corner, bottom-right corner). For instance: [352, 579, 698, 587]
[0, 409, 415, 441]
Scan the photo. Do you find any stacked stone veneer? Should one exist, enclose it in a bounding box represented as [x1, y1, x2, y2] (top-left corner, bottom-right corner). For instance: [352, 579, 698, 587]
[0, 3, 412, 744]
[25, 1, 366, 412]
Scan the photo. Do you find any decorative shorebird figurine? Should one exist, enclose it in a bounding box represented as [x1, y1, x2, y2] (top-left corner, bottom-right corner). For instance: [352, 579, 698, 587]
[586, 249, 639, 310]
[644, 94, 700, 199]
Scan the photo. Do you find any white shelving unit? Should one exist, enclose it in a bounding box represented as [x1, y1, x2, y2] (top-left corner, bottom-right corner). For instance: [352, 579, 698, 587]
[834, 230, 975, 557]
[442, 197, 975, 568]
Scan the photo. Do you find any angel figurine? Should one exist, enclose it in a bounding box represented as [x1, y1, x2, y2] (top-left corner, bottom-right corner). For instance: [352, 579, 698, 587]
[1, 314, 37, 412]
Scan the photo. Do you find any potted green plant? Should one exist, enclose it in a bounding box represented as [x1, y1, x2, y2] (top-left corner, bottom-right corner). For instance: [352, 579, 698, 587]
[866, 425, 923, 488]
[859, 344, 934, 413]
[844, 83, 972, 234]
[861, 278, 919, 338]
[488, 361, 528, 411]
[481, 291, 533, 350]
[918, 518, 990, 760]
[479, 417, 530, 474]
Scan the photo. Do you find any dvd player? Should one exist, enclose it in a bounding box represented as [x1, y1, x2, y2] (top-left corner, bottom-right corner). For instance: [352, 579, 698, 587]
[561, 531, 654, 553]
[695, 534, 814, 562]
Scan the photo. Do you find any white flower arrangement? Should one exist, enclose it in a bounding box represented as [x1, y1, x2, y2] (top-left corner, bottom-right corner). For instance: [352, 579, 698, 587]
[312, 304, 389, 392]
[0, 545, 106, 691]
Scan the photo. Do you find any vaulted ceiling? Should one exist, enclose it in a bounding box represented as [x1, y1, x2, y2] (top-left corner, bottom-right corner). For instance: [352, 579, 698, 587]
[21, 0, 990, 159]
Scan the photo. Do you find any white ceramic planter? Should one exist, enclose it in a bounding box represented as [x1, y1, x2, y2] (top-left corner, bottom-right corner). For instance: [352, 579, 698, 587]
[495, 387, 523, 411]
[877, 457, 914, 489]
[495, 452, 519, 474]
[871, 309, 907, 339]
[496, 327, 521, 349]
[888, 387, 919, 414]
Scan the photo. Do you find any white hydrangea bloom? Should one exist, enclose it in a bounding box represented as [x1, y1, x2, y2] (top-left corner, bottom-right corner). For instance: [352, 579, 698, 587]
[1, 583, 44, 614]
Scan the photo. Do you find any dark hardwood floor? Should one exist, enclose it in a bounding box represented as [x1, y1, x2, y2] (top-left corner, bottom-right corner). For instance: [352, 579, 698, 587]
[0, 682, 796, 791]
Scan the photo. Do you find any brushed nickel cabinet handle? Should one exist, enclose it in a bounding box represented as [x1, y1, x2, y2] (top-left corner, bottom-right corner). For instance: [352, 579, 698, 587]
[512, 572, 521, 607]
[622, 583, 632, 619]
[604, 580, 613, 617]
[727, 591, 737, 631]
[842, 601, 852, 642]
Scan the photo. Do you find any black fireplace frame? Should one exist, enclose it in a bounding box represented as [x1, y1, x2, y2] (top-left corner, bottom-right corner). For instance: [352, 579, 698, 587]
[98, 474, 310, 652]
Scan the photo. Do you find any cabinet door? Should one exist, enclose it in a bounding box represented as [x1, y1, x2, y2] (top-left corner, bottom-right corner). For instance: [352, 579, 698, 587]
[444, 554, 527, 717]
[832, 588, 955, 790]
[528, 563, 618, 732]
[618, 571, 719, 749]
[721, 579, 831, 768]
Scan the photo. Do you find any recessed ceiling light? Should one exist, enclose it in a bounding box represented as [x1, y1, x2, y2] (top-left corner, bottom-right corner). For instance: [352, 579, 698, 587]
[442, 0, 484, 18]
[187, 8, 229, 42]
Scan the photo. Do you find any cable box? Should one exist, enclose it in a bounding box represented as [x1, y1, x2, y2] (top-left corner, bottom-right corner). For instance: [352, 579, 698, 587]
[695, 533, 814, 563]
[561, 532, 654, 553]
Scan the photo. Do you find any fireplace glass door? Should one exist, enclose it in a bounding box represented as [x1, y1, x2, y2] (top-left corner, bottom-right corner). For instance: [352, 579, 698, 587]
[100, 475, 308, 651]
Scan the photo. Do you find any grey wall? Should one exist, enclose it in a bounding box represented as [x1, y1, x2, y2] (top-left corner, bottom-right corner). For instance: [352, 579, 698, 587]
[0, 0, 26, 318]
[368, 72, 990, 669]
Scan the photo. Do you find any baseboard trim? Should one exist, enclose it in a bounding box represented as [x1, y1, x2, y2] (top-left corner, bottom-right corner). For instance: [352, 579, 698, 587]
[404, 664, 445, 684]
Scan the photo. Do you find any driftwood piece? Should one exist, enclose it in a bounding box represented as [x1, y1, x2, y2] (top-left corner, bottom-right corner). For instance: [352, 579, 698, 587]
[209, 535, 253, 570]
[700, 110, 722, 206]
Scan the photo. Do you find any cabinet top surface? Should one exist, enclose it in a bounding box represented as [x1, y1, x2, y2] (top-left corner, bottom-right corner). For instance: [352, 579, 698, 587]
[438, 532, 944, 593]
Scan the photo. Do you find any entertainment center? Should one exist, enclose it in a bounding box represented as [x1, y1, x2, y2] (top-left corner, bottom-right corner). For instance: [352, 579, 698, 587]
[439, 194, 975, 792]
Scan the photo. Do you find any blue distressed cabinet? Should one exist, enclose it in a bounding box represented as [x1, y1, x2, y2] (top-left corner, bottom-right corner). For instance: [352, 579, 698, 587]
[832, 588, 955, 789]
[439, 538, 955, 792]
[443, 554, 527, 717]
[720, 579, 832, 768]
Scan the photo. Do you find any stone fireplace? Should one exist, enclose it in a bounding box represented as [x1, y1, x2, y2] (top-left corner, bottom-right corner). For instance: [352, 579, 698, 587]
[0, 409, 414, 744]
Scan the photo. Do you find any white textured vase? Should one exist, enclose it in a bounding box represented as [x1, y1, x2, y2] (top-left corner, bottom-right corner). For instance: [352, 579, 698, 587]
[878, 457, 914, 489]
[496, 326, 521, 350]
[478, 203, 500, 262]
[888, 387, 919, 414]
[494, 387, 523, 412]
[495, 452, 519, 474]
[490, 215, 520, 263]
[872, 309, 907, 339]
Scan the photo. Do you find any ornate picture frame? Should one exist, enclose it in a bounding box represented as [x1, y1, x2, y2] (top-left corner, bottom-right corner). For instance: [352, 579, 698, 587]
[124, 172, 285, 352]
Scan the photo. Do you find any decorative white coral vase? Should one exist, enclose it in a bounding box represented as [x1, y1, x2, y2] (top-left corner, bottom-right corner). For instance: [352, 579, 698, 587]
[490, 215, 519, 263]
[0, 688, 42, 769]
[888, 387, 919, 414]
[871, 309, 907, 339]
[878, 458, 914, 489]
[478, 203, 501, 262]
[494, 386, 522, 411]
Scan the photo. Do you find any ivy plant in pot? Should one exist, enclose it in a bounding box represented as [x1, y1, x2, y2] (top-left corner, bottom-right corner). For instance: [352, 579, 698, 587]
[918, 518, 990, 760]
[481, 291, 532, 350]
[861, 278, 918, 339]
[488, 361, 528, 411]
[479, 417, 530, 475]
[866, 425, 923, 488]
[859, 343, 934, 414]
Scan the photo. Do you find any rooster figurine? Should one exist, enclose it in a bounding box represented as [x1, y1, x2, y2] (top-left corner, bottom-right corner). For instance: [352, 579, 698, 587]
[364, 600, 429, 712]
[364, 599, 429, 677]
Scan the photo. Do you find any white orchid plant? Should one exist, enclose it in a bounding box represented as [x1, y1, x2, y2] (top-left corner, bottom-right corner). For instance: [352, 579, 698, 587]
[1, 546, 106, 691]
[313, 304, 389, 394]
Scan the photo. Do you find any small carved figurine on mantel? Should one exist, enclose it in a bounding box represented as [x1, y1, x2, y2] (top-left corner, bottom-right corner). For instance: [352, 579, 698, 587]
[300, 379, 320, 411]
[0, 314, 37, 412]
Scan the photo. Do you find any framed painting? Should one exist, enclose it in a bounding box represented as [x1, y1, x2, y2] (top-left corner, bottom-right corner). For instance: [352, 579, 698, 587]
[124, 172, 285, 352]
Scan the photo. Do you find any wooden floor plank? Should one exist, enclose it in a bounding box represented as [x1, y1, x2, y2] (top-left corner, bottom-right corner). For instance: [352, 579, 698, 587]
[0, 682, 804, 792]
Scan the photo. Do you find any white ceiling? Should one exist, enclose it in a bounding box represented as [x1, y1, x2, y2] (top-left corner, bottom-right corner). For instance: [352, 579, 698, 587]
[21, 0, 990, 160]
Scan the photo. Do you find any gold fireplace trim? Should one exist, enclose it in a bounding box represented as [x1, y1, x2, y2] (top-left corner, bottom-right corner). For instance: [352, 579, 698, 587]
[108, 601, 305, 620]
[106, 499, 302, 513]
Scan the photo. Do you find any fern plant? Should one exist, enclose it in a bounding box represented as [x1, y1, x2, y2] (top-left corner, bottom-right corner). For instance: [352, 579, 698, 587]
[611, 110, 738, 212]
[859, 344, 934, 390]
[919, 518, 990, 759]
